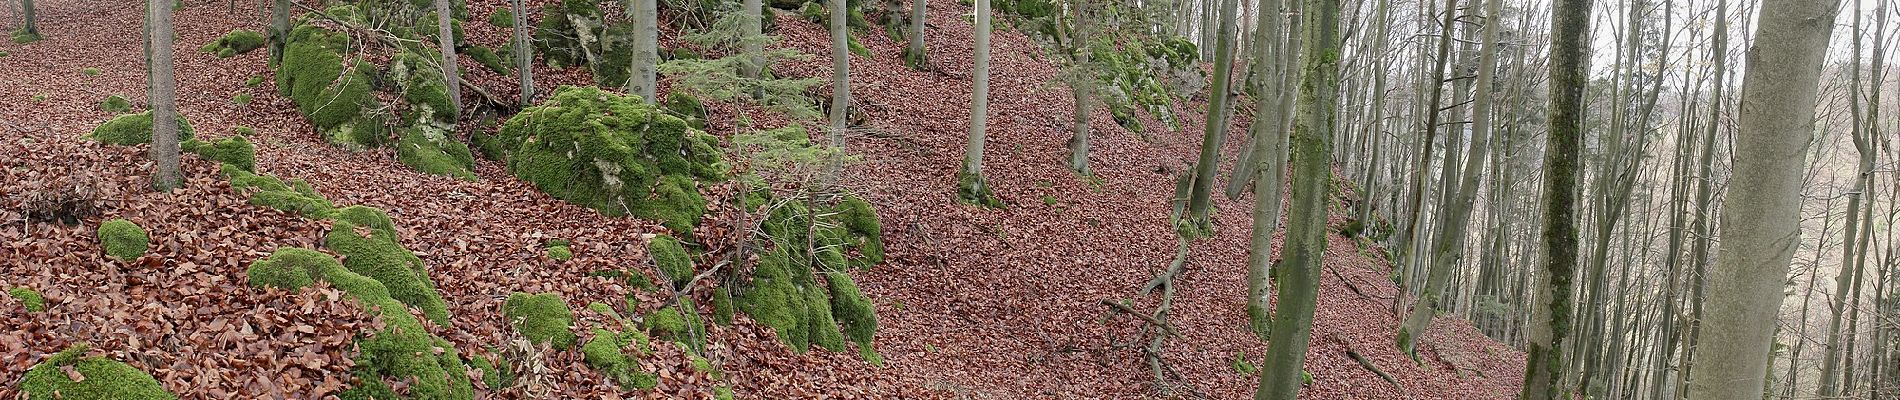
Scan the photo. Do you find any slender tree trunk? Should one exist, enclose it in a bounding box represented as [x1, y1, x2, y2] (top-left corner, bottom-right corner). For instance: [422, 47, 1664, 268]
[1243, 0, 1290, 341]
[828, 0, 850, 178]
[435, 0, 462, 117]
[1395, 0, 1457, 287]
[906, 0, 927, 68]
[1183, 0, 1241, 227]
[1687, 1, 1841, 398]
[269, 0, 289, 65]
[1067, 0, 1092, 175]
[1521, 0, 1590, 397]
[744, 0, 764, 93]
[959, 0, 994, 202]
[1255, 0, 1336, 396]
[148, 0, 180, 192]
[629, 0, 658, 100]
[22, 0, 36, 37]
[512, 0, 534, 103]
[1397, 0, 1499, 357]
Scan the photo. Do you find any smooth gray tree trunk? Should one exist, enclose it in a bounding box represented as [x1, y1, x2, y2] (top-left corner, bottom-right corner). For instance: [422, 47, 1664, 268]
[1254, 0, 1335, 397]
[148, 0, 180, 192]
[1520, 0, 1590, 398]
[435, 0, 461, 116]
[512, 0, 533, 103]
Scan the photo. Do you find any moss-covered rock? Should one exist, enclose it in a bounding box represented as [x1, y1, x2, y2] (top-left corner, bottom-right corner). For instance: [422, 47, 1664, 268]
[466, 45, 512, 75]
[649, 235, 694, 287]
[201, 29, 266, 58]
[20, 345, 176, 400]
[99, 95, 132, 113]
[183, 136, 256, 172]
[245, 247, 334, 290]
[711, 287, 734, 326]
[663, 90, 707, 130]
[222, 165, 337, 218]
[488, 8, 514, 27]
[740, 248, 812, 351]
[88, 111, 195, 146]
[827, 274, 876, 346]
[803, 283, 847, 352]
[396, 124, 477, 180]
[98, 219, 148, 261]
[493, 86, 727, 232]
[467, 352, 515, 391]
[323, 206, 452, 325]
[503, 292, 578, 350]
[277, 24, 382, 149]
[545, 239, 574, 261]
[8, 287, 45, 312]
[836, 195, 884, 267]
[580, 328, 657, 390]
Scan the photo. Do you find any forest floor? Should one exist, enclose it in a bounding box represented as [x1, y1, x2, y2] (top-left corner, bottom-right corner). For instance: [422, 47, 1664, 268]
[0, 0, 1524, 398]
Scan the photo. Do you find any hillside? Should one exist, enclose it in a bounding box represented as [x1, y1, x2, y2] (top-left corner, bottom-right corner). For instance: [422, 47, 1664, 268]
[0, 0, 1523, 398]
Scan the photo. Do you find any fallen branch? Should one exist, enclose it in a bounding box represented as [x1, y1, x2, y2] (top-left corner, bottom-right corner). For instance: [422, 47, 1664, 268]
[1347, 349, 1401, 389]
[1099, 299, 1181, 338]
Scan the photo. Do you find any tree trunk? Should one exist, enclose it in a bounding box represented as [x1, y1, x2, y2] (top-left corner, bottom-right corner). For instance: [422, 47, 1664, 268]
[1397, 0, 1500, 358]
[148, 0, 180, 192]
[744, 0, 764, 93]
[1183, 0, 1241, 228]
[1242, 0, 1290, 339]
[1254, 0, 1336, 397]
[629, 0, 658, 100]
[22, 0, 36, 37]
[1520, 0, 1590, 398]
[958, 0, 994, 203]
[1067, 0, 1092, 175]
[512, 0, 534, 103]
[269, 0, 289, 65]
[1686, 1, 1841, 398]
[1823, 5, 1880, 395]
[906, 0, 927, 69]
[828, 0, 850, 178]
[1394, 0, 1458, 287]
[435, 0, 462, 117]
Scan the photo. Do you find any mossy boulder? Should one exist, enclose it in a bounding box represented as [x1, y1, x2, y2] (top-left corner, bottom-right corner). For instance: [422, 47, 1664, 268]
[222, 165, 337, 218]
[98, 219, 148, 261]
[201, 29, 266, 58]
[503, 292, 578, 350]
[278, 24, 383, 149]
[649, 235, 694, 287]
[183, 136, 256, 172]
[396, 124, 477, 180]
[492, 86, 727, 232]
[88, 111, 195, 145]
[99, 95, 132, 113]
[663, 90, 707, 130]
[20, 345, 176, 400]
[467, 45, 512, 75]
[323, 206, 452, 325]
[581, 328, 657, 390]
[836, 195, 884, 267]
[245, 247, 333, 290]
[8, 287, 45, 312]
[827, 274, 876, 346]
[488, 9, 514, 27]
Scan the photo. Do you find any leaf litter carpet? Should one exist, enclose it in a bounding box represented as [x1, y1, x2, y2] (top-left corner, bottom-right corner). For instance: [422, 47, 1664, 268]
[0, 0, 1524, 398]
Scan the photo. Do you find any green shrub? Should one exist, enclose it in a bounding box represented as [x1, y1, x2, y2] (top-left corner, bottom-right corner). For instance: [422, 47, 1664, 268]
[503, 292, 578, 350]
[493, 86, 727, 232]
[183, 136, 256, 172]
[88, 111, 195, 145]
[222, 165, 336, 218]
[201, 29, 266, 58]
[649, 235, 693, 287]
[99, 95, 132, 113]
[323, 206, 452, 325]
[8, 287, 45, 312]
[244, 247, 334, 290]
[20, 345, 177, 400]
[98, 219, 148, 261]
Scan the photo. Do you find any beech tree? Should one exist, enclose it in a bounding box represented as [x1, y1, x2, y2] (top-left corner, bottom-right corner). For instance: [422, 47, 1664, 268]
[147, 0, 180, 192]
[20, 0, 37, 41]
[958, 0, 997, 206]
[1687, 0, 1841, 398]
[828, 0, 849, 176]
[1520, 0, 1589, 397]
[268, 0, 289, 64]
[513, 0, 533, 103]
[1183, 0, 1240, 228]
[1255, 0, 1335, 397]
[905, 0, 927, 69]
[434, 0, 461, 116]
[630, 0, 659, 100]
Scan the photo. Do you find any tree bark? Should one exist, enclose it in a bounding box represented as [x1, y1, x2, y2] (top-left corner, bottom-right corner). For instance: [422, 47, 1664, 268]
[269, 0, 289, 65]
[1242, 0, 1290, 339]
[1254, 0, 1336, 397]
[959, 0, 994, 202]
[1520, 0, 1590, 398]
[1066, 0, 1092, 175]
[828, 0, 850, 178]
[1394, 0, 1457, 287]
[512, 0, 534, 103]
[906, 0, 927, 69]
[1183, 0, 1241, 228]
[22, 0, 36, 37]
[148, 0, 180, 192]
[435, 0, 462, 117]
[1686, 1, 1841, 398]
[744, 0, 764, 92]
[629, 0, 658, 100]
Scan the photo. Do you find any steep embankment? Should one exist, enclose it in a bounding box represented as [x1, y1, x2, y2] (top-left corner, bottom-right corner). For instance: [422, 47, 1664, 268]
[1, 0, 1523, 398]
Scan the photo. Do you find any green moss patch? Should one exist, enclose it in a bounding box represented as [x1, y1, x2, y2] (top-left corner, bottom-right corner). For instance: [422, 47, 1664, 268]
[201, 29, 266, 58]
[277, 24, 382, 149]
[396, 124, 477, 180]
[503, 292, 577, 350]
[183, 136, 256, 172]
[491, 86, 727, 232]
[545, 239, 574, 261]
[88, 111, 195, 145]
[581, 328, 657, 390]
[20, 345, 177, 400]
[649, 235, 693, 287]
[98, 219, 148, 261]
[663, 90, 706, 130]
[8, 287, 45, 312]
[467, 45, 511, 75]
[245, 247, 332, 290]
[323, 205, 452, 325]
[488, 9, 514, 27]
[99, 95, 132, 113]
[222, 165, 337, 218]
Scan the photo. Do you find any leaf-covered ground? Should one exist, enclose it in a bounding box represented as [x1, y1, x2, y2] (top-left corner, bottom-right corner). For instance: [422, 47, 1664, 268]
[1, 0, 1524, 398]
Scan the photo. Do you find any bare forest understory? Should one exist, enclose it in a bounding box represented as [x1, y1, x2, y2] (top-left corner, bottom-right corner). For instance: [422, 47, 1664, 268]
[0, 0, 1523, 398]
